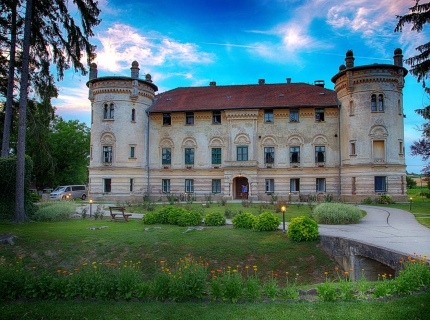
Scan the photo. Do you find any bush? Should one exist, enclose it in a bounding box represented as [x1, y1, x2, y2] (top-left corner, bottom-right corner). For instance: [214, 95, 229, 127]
[406, 176, 417, 189]
[232, 212, 257, 229]
[166, 207, 188, 225]
[177, 210, 202, 226]
[204, 212, 226, 226]
[375, 194, 394, 204]
[312, 203, 363, 224]
[142, 211, 159, 224]
[252, 212, 280, 231]
[157, 206, 173, 224]
[31, 201, 76, 221]
[287, 216, 319, 241]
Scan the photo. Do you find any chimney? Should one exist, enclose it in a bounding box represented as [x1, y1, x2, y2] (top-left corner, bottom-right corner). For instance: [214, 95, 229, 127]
[89, 63, 98, 80]
[209, 81, 216, 86]
[314, 80, 325, 88]
[286, 78, 291, 84]
[345, 50, 355, 68]
[393, 48, 403, 67]
[130, 61, 140, 79]
[258, 79, 265, 85]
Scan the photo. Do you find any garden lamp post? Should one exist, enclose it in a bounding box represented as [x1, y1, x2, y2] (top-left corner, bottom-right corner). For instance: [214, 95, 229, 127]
[89, 199, 93, 218]
[281, 205, 286, 234]
[409, 197, 413, 211]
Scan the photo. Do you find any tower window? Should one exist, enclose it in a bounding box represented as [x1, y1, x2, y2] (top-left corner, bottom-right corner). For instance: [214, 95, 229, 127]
[131, 109, 136, 121]
[186, 112, 194, 125]
[104, 103, 114, 119]
[103, 146, 112, 163]
[290, 109, 299, 122]
[350, 141, 356, 156]
[130, 146, 135, 158]
[378, 95, 384, 111]
[130, 178, 134, 192]
[212, 111, 221, 124]
[371, 95, 377, 111]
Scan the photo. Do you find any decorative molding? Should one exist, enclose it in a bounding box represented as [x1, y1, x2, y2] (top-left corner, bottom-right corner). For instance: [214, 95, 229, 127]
[234, 133, 251, 145]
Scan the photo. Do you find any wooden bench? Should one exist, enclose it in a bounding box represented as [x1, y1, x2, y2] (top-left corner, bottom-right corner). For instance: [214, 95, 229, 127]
[109, 206, 132, 222]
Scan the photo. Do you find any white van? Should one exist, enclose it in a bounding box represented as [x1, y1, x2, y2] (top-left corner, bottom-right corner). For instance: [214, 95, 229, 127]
[49, 185, 87, 200]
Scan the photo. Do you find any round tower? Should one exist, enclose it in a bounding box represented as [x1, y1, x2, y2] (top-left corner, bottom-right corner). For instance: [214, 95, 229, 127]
[331, 49, 408, 202]
[87, 62, 158, 200]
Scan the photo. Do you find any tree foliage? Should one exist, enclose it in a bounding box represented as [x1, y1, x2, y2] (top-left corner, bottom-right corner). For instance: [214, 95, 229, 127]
[396, 1, 430, 176]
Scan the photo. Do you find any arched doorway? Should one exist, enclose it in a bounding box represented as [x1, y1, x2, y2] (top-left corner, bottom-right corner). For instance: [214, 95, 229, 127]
[234, 176, 249, 199]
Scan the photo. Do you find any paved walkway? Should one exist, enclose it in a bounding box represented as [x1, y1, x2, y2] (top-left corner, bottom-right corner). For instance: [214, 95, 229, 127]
[80, 204, 430, 260]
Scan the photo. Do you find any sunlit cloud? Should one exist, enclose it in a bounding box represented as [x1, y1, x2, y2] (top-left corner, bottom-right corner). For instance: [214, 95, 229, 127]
[94, 24, 215, 73]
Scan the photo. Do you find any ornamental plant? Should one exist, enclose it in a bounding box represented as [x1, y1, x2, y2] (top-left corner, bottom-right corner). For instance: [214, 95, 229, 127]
[176, 210, 202, 226]
[204, 212, 226, 226]
[232, 212, 256, 229]
[252, 212, 280, 231]
[312, 203, 362, 224]
[287, 216, 319, 241]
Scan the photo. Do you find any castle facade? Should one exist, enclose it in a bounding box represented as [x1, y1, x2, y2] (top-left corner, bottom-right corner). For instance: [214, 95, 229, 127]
[87, 50, 408, 202]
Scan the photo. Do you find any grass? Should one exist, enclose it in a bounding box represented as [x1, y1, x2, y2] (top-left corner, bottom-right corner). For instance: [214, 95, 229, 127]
[0, 219, 334, 286]
[1, 291, 429, 320]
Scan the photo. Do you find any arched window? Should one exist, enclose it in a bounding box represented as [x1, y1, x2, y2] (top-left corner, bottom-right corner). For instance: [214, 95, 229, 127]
[371, 95, 377, 111]
[104, 103, 115, 119]
[378, 95, 384, 112]
[131, 109, 136, 121]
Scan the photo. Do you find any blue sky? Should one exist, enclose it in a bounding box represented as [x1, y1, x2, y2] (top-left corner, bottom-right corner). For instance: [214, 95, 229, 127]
[52, 0, 429, 174]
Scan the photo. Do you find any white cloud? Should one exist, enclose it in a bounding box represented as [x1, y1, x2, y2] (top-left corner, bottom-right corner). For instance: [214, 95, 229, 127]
[94, 24, 214, 73]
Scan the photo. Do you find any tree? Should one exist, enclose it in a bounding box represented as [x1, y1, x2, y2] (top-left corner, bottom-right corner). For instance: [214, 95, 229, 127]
[0, 0, 101, 222]
[406, 176, 418, 189]
[395, 1, 430, 176]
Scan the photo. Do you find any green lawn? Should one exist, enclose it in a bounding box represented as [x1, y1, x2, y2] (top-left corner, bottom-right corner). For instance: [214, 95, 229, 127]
[1, 291, 429, 320]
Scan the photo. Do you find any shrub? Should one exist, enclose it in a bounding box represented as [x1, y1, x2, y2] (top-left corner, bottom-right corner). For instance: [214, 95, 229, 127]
[232, 212, 256, 229]
[287, 216, 319, 241]
[312, 203, 363, 224]
[252, 212, 280, 231]
[142, 211, 159, 224]
[406, 176, 417, 189]
[31, 201, 76, 221]
[204, 212, 226, 226]
[166, 207, 188, 225]
[375, 194, 394, 204]
[157, 206, 173, 224]
[177, 210, 202, 226]
[361, 197, 373, 204]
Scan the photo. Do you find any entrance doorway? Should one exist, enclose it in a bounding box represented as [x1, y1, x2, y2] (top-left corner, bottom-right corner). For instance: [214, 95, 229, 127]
[234, 177, 249, 199]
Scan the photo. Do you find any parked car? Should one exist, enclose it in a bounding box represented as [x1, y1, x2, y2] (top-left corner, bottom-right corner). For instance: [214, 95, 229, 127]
[49, 185, 87, 200]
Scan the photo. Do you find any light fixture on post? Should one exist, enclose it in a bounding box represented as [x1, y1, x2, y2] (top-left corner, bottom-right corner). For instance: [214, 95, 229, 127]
[281, 205, 286, 234]
[409, 197, 413, 211]
[89, 199, 93, 218]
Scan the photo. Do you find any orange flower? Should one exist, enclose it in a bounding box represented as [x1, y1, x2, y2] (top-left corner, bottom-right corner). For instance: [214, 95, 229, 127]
[324, 271, 328, 275]
[344, 271, 348, 275]
[211, 270, 215, 274]
[335, 267, 339, 271]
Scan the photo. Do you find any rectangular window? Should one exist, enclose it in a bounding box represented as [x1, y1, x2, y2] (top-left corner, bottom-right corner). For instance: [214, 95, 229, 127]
[163, 113, 171, 126]
[290, 146, 300, 163]
[162, 148, 171, 165]
[212, 148, 221, 165]
[104, 103, 114, 119]
[186, 112, 194, 125]
[185, 179, 194, 193]
[399, 141, 404, 155]
[103, 146, 112, 163]
[237, 146, 248, 161]
[130, 178, 133, 192]
[352, 177, 356, 193]
[373, 140, 385, 162]
[265, 179, 274, 193]
[315, 108, 324, 121]
[290, 178, 300, 192]
[316, 178, 326, 192]
[264, 109, 274, 122]
[375, 176, 387, 192]
[104, 178, 111, 193]
[212, 111, 221, 124]
[130, 146, 135, 158]
[212, 179, 221, 193]
[264, 147, 274, 164]
[131, 109, 136, 121]
[162, 179, 170, 193]
[290, 109, 299, 122]
[350, 141, 356, 156]
[315, 146, 325, 163]
[185, 148, 194, 165]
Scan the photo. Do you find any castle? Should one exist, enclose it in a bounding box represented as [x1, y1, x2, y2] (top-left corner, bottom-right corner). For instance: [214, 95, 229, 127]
[87, 49, 408, 202]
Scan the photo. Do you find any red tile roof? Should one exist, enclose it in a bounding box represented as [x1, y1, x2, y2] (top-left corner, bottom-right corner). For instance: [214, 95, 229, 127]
[148, 83, 338, 113]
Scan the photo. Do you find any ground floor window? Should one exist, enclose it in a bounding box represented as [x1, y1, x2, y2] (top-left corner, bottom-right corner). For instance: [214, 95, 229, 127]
[290, 178, 300, 192]
[316, 178, 326, 192]
[375, 176, 387, 192]
[162, 179, 170, 193]
[104, 178, 111, 193]
[185, 179, 194, 193]
[212, 179, 221, 193]
[265, 179, 274, 193]
[130, 178, 133, 192]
